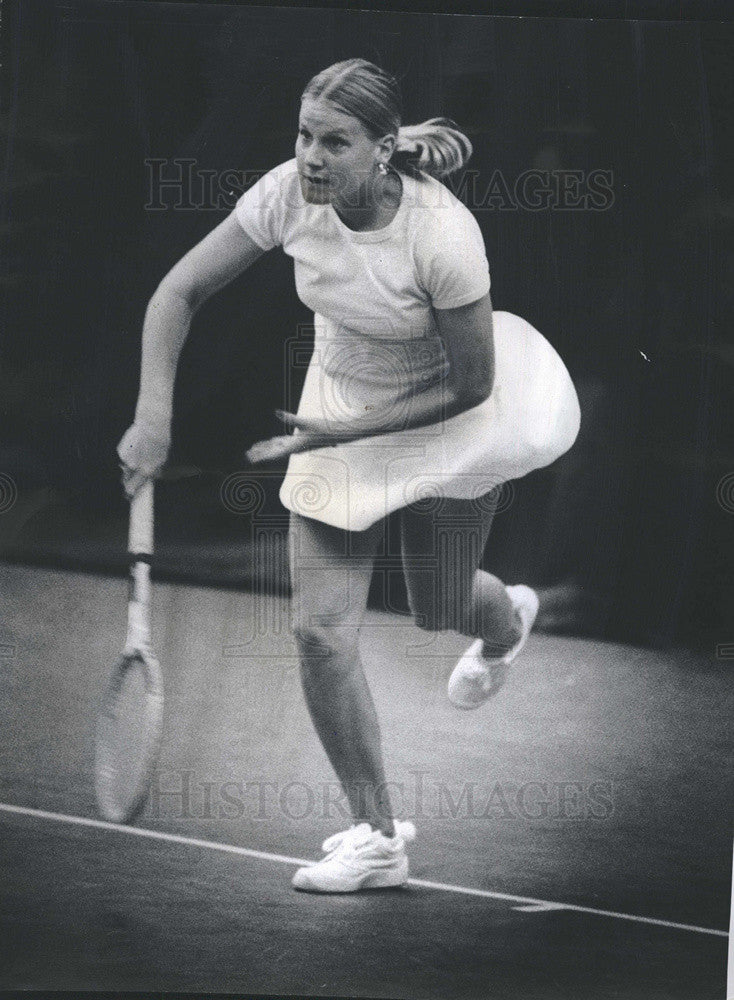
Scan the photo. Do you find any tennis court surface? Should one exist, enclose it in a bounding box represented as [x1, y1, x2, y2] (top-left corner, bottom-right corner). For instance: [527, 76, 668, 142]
[0, 563, 730, 998]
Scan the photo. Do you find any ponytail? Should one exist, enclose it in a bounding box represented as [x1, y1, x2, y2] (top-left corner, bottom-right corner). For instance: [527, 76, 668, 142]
[392, 118, 473, 179]
[302, 60, 472, 180]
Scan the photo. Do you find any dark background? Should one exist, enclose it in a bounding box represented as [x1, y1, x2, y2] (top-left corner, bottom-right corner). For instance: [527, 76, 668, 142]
[1, 0, 732, 649]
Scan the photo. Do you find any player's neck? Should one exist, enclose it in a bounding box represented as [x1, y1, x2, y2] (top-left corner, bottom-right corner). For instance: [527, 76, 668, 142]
[333, 171, 402, 233]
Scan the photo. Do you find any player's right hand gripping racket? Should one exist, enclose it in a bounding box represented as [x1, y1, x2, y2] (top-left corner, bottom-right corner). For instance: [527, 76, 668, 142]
[95, 479, 164, 824]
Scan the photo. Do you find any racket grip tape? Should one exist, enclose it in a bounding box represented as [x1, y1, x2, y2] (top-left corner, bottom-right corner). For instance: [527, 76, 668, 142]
[126, 480, 154, 651]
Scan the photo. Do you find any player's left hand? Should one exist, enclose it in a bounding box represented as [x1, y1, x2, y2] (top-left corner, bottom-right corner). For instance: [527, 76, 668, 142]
[245, 411, 365, 465]
[245, 435, 301, 464]
[274, 410, 333, 435]
[245, 429, 341, 465]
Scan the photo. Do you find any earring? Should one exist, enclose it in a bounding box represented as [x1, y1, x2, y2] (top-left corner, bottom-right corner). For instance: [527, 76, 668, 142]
[377, 162, 388, 175]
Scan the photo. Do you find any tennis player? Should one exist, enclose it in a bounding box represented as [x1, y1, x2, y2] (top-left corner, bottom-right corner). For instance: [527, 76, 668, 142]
[118, 59, 580, 893]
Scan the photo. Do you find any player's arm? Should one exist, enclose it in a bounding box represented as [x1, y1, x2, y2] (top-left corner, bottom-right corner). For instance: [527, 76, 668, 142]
[135, 214, 265, 431]
[434, 291, 495, 410]
[266, 293, 495, 455]
[342, 291, 495, 431]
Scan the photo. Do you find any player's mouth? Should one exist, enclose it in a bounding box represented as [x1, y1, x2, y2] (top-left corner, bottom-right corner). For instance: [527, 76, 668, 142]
[300, 173, 331, 202]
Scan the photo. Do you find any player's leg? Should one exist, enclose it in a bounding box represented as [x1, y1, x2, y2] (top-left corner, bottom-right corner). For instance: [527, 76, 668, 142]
[400, 490, 538, 708]
[288, 510, 395, 834]
[399, 491, 522, 654]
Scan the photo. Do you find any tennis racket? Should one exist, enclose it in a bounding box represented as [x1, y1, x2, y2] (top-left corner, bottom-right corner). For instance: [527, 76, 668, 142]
[94, 478, 164, 824]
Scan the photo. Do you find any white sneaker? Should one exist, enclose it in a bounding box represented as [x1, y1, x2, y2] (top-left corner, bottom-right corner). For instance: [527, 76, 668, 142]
[291, 820, 417, 893]
[447, 584, 539, 710]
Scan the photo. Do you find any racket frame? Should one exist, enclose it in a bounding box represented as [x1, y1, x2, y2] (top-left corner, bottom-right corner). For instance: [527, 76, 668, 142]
[95, 479, 164, 824]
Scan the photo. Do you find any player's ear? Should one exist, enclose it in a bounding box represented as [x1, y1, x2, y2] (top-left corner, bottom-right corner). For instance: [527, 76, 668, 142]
[375, 132, 396, 164]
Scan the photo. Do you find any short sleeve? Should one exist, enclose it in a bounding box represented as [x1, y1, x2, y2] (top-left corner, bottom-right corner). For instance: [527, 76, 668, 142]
[234, 160, 295, 252]
[420, 208, 491, 310]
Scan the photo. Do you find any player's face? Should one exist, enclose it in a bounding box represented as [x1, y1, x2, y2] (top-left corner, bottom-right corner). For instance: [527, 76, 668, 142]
[296, 96, 390, 210]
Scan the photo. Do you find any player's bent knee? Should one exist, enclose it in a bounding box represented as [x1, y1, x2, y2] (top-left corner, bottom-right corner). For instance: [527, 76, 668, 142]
[292, 622, 359, 665]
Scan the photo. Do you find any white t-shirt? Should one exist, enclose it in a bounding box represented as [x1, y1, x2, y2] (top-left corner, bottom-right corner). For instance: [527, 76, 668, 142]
[233, 157, 491, 340]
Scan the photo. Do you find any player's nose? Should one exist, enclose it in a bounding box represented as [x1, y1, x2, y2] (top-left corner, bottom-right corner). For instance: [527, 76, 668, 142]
[304, 144, 325, 171]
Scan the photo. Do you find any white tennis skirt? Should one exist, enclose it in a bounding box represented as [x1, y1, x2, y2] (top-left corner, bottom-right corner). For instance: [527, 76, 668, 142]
[279, 311, 581, 532]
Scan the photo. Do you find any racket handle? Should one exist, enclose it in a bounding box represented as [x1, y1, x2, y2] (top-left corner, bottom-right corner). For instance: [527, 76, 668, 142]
[129, 478, 154, 557]
[127, 479, 153, 651]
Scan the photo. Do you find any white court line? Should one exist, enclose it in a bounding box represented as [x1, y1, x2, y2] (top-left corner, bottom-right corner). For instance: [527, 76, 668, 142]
[0, 802, 727, 939]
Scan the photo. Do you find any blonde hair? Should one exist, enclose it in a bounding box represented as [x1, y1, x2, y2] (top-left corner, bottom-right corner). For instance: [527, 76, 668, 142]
[302, 58, 472, 180]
